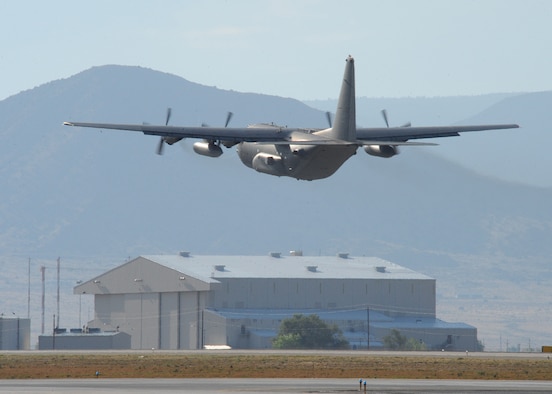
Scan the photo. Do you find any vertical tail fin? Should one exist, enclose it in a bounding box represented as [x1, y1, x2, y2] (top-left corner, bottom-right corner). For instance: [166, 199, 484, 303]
[329, 55, 356, 142]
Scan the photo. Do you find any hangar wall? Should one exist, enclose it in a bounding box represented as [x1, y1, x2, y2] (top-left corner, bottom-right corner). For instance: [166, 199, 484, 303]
[93, 291, 209, 350]
[75, 254, 476, 351]
[212, 277, 435, 317]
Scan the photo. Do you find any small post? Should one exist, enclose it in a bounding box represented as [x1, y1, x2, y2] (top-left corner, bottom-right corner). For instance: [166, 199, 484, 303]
[366, 307, 370, 350]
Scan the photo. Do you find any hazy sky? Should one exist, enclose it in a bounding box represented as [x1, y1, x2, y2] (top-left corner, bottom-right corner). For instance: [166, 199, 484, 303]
[1, 0, 551, 101]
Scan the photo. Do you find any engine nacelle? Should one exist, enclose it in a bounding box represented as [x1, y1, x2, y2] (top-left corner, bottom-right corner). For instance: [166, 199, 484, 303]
[252, 152, 285, 176]
[364, 144, 399, 158]
[163, 136, 183, 145]
[193, 141, 223, 158]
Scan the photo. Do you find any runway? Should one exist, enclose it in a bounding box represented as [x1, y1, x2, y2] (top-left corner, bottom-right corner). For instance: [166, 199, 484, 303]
[2, 378, 552, 393]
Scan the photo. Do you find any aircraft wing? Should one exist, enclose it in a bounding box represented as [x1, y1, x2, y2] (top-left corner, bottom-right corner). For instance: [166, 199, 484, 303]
[63, 121, 293, 143]
[64, 121, 519, 145]
[356, 124, 519, 142]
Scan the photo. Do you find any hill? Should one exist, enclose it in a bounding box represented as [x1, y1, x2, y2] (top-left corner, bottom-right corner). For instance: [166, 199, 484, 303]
[0, 65, 550, 350]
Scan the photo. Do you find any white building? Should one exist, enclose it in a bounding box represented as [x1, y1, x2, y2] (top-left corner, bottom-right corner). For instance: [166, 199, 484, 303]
[74, 253, 478, 351]
[38, 329, 130, 350]
[0, 317, 30, 350]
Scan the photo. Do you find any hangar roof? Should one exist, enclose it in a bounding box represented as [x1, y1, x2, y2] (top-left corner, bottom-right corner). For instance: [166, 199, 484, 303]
[142, 253, 434, 281]
[74, 253, 434, 295]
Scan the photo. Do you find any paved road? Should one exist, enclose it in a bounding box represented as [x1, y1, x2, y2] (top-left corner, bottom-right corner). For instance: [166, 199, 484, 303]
[2, 378, 552, 393]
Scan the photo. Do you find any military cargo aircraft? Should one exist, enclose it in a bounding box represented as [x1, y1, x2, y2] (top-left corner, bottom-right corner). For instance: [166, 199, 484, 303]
[64, 56, 518, 180]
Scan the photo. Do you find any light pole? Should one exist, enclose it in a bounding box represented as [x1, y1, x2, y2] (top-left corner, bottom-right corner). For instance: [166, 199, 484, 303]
[76, 281, 83, 328]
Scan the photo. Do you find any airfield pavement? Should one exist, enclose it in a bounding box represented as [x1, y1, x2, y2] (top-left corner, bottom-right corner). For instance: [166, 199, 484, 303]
[3, 378, 552, 393]
[1, 350, 552, 393]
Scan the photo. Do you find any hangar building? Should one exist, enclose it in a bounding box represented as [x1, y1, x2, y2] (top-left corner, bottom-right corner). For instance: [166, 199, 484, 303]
[74, 253, 478, 351]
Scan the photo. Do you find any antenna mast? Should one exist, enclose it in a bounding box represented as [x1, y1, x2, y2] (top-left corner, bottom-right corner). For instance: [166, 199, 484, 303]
[27, 258, 31, 319]
[40, 265, 46, 334]
[56, 257, 60, 329]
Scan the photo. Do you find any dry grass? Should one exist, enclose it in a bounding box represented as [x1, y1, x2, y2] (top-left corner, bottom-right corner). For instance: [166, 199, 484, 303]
[1, 352, 551, 380]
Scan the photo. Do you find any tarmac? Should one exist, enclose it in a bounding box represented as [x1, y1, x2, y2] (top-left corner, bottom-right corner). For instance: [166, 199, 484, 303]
[2, 377, 552, 393]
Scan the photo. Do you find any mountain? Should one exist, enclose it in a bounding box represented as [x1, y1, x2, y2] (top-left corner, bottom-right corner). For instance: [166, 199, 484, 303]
[1, 65, 551, 350]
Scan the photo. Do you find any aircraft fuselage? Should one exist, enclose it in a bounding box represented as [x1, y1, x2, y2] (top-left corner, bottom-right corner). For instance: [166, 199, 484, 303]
[237, 141, 358, 180]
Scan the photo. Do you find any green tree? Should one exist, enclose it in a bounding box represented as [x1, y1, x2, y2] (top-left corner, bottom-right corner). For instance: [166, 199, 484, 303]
[476, 339, 485, 352]
[405, 337, 427, 351]
[272, 314, 349, 349]
[383, 329, 407, 350]
[271, 333, 302, 349]
[383, 329, 428, 350]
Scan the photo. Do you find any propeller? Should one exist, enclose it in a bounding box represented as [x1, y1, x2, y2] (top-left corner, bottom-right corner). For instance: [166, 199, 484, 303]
[325, 111, 332, 128]
[156, 107, 172, 155]
[201, 111, 233, 128]
[165, 107, 172, 126]
[193, 111, 235, 149]
[381, 109, 390, 128]
[224, 111, 233, 128]
[381, 109, 411, 128]
[156, 138, 165, 155]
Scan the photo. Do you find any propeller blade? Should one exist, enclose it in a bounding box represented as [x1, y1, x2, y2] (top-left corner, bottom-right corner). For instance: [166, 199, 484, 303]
[325, 111, 332, 128]
[381, 109, 389, 128]
[156, 137, 165, 155]
[156, 107, 173, 155]
[400, 122, 412, 128]
[225, 111, 234, 128]
[165, 107, 172, 126]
